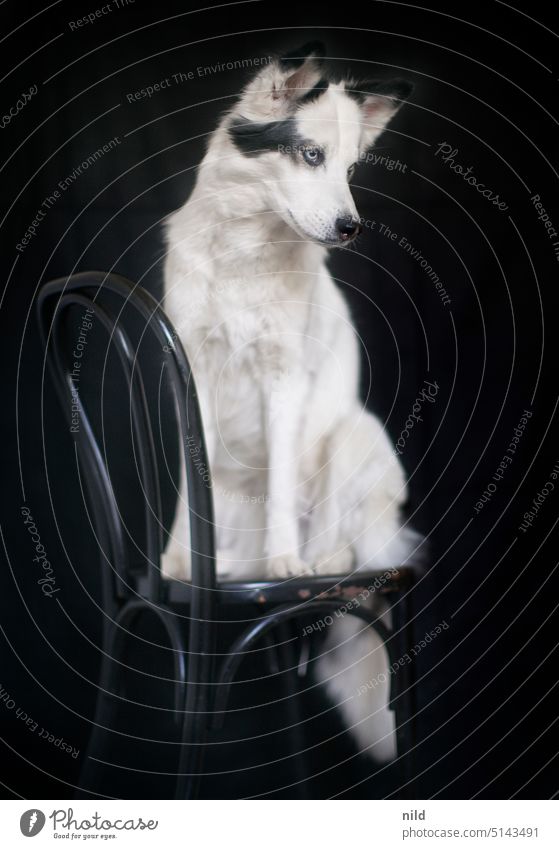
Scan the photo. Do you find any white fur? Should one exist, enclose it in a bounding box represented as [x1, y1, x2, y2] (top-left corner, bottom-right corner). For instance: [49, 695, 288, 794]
[161, 48, 418, 760]
[318, 613, 397, 762]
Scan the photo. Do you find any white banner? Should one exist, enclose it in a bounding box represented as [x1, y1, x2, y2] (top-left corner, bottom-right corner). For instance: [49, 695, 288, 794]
[0, 800, 557, 847]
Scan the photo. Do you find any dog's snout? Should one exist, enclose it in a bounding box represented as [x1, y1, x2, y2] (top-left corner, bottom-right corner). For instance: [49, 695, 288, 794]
[336, 217, 361, 241]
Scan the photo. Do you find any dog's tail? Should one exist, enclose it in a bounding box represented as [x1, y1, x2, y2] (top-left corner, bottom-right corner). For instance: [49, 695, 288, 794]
[314, 613, 397, 761]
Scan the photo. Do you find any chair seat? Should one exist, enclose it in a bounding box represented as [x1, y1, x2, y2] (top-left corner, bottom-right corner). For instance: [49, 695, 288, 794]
[148, 567, 413, 608]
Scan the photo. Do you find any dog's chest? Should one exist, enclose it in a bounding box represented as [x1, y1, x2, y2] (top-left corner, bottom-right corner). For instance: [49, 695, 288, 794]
[201, 278, 310, 377]
[189, 278, 310, 458]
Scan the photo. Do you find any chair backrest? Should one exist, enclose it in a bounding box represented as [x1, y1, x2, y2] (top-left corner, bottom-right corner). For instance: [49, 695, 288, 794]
[36, 270, 216, 651]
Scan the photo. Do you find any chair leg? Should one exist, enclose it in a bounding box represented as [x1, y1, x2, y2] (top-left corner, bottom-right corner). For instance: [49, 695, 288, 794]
[175, 687, 207, 800]
[77, 643, 121, 798]
[389, 589, 416, 798]
[275, 622, 310, 799]
[174, 612, 214, 800]
[78, 600, 189, 799]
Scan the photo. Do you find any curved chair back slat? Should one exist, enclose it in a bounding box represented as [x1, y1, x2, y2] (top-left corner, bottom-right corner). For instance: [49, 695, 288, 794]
[37, 272, 216, 594]
[37, 273, 217, 792]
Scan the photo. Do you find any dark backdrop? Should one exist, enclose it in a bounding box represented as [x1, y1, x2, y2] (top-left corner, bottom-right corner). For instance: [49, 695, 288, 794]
[1, 0, 559, 799]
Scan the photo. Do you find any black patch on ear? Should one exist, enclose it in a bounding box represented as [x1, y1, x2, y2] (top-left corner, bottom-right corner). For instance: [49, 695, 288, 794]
[347, 78, 414, 105]
[297, 77, 330, 105]
[279, 40, 326, 69]
[228, 116, 304, 157]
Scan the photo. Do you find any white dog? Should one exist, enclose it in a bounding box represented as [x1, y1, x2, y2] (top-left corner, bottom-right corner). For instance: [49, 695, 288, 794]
[162, 42, 420, 762]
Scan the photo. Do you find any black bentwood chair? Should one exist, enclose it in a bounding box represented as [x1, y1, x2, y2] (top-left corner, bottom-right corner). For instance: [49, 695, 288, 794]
[37, 272, 417, 800]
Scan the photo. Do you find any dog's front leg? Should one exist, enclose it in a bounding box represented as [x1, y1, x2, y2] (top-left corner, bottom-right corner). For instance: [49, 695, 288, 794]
[264, 369, 308, 579]
[161, 392, 216, 583]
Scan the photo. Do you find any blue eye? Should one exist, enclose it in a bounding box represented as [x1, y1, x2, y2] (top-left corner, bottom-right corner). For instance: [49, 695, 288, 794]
[302, 147, 324, 166]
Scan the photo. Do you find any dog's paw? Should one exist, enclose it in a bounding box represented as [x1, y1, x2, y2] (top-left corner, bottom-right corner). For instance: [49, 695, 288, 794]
[215, 548, 240, 581]
[266, 553, 309, 579]
[311, 547, 354, 576]
[160, 542, 191, 582]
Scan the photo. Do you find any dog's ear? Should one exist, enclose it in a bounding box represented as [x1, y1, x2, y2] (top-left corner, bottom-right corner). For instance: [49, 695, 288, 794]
[237, 41, 326, 121]
[276, 41, 326, 102]
[350, 79, 414, 150]
[277, 40, 326, 73]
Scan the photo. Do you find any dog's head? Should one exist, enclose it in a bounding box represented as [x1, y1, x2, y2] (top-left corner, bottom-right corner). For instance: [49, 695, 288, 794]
[224, 42, 412, 246]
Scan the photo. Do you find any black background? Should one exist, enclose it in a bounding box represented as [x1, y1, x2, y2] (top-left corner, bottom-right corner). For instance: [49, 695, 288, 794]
[1, 0, 559, 799]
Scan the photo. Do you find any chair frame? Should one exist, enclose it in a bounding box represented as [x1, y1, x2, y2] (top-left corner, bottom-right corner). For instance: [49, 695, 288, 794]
[37, 271, 416, 799]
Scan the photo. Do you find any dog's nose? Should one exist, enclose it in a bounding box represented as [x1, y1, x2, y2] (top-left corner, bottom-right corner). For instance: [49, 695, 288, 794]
[336, 217, 361, 241]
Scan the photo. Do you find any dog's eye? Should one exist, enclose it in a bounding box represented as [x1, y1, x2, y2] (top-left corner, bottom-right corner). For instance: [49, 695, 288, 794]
[302, 147, 324, 167]
[347, 163, 356, 180]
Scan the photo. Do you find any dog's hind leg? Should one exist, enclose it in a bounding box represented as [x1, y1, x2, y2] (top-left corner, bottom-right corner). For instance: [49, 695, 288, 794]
[304, 408, 418, 574]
